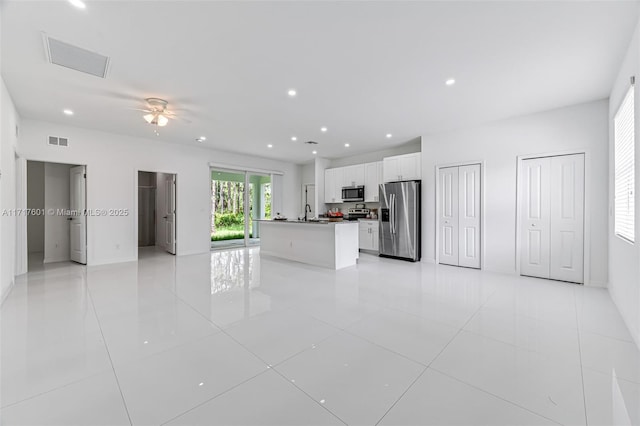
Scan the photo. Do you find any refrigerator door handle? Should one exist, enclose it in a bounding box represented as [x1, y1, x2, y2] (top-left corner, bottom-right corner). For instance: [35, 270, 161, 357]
[390, 193, 396, 234]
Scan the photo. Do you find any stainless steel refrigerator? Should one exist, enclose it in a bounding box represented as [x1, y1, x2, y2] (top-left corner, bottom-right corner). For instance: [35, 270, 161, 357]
[379, 181, 421, 261]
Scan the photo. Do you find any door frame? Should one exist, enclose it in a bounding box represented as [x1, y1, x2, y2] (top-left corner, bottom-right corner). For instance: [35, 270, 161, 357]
[515, 149, 591, 285]
[434, 161, 485, 269]
[209, 165, 276, 248]
[134, 169, 178, 260]
[16, 158, 88, 268]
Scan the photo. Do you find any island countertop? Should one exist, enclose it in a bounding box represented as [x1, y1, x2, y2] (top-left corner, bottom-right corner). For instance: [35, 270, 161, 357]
[258, 220, 358, 269]
[256, 219, 354, 225]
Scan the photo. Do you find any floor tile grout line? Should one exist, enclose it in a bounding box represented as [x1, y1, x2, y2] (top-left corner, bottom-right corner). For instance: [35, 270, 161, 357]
[574, 292, 590, 425]
[268, 367, 349, 426]
[163, 280, 336, 369]
[459, 327, 582, 361]
[580, 366, 640, 385]
[373, 288, 490, 426]
[158, 368, 273, 426]
[104, 329, 223, 370]
[86, 285, 134, 426]
[339, 327, 429, 368]
[373, 365, 429, 426]
[162, 267, 353, 373]
[578, 328, 637, 344]
[429, 366, 564, 426]
[0, 369, 109, 410]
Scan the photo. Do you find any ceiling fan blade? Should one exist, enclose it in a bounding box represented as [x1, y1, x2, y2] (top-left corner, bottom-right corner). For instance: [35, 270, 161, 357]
[127, 107, 154, 113]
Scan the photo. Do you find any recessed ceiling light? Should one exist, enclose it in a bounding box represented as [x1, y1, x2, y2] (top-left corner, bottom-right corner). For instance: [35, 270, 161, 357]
[344, 143, 350, 147]
[63, 109, 74, 116]
[386, 133, 392, 138]
[287, 89, 297, 97]
[267, 144, 273, 148]
[291, 136, 297, 141]
[196, 136, 206, 143]
[320, 127, 328, 132]
[445, 78, 456, 86]
[68, 0, 86, 9]
[312, 150, 317, 155]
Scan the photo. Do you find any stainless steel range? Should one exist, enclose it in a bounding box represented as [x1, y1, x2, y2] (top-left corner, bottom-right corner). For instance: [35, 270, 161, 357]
[347, 208, 370, 221]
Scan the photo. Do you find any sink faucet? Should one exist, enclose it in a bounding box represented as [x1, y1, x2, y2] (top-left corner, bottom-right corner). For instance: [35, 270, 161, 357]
[304, 204, 312, 221]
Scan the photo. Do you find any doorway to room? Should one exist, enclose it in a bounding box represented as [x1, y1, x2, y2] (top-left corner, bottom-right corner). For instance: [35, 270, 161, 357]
[26, 160, 87, 271]
[137, 171, 177, 256]
[210, 168, 271, 250]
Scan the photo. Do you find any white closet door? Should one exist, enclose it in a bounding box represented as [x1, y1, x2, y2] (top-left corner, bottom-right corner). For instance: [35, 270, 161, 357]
[549, 154, 584, 283]
[438, 167, 459, 266]
[520, 157, 551, 279]
[458, 164, 481, 268]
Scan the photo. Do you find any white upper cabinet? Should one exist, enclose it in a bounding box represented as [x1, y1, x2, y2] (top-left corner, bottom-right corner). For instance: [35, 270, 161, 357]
[342, 164, 365, 187]
[325, 168, 341, 203]
[364, 161, 383, 202]
[383, 152, 421, 182]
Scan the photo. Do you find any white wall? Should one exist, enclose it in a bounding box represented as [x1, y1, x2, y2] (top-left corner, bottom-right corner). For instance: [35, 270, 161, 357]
[0, 77, 21, 302]
[16, 119, 301, 265]
[26, 161, 44, 253]
[43, 162, 71, 263]
[421, 99, 609, 287]
[609, 17, 640, 349]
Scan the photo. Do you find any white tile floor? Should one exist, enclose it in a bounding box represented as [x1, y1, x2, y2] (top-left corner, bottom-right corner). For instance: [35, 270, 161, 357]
[1, 247, 639, 426]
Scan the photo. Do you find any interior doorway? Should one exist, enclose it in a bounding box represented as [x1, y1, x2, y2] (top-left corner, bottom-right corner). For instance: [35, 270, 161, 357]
[137, 171, 177, 256]
[210, 168, 271, 250]
[26, 160, 87, 270]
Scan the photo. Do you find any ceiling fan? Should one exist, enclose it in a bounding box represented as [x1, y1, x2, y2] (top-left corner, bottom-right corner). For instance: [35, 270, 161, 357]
[135, 98, 177, 127]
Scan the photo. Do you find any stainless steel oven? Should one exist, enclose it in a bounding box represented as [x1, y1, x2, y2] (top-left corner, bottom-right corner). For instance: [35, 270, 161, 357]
[342, 186, 364, 202]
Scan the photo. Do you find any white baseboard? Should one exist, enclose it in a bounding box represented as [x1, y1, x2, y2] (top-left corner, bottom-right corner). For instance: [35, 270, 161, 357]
[178, 249, 211, 256]
[44, 256, 71, 264]
[89, 256, 137, 267]
[586, 280, 608, 288]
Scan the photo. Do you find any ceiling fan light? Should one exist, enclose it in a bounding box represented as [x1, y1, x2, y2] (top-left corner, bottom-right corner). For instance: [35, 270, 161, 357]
[157, 114, 169, 127]
[143, 113, 155, 124]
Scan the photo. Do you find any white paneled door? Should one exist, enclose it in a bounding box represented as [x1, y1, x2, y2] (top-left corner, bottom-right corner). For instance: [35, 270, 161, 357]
[69, 165, 87, 264]
[520, 154, 584, 284]
[520, 158, 551, 278]
[164, 174, 177, 255]
[438, 164, 481, 269]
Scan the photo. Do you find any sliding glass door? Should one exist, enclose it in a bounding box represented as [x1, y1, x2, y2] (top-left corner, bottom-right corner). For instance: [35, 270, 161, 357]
[210, 168, 271, 249]
[248, 173, 271, 246]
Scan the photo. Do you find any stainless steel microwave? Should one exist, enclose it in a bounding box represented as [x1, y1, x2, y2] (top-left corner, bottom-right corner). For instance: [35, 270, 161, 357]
[342, 186, 364, 202]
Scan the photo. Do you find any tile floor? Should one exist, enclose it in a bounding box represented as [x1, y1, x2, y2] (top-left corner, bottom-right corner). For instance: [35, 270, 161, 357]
[1, 247, 639, 425]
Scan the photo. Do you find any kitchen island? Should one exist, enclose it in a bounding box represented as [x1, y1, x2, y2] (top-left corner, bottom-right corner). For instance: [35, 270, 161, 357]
[257, 220, 359, 270]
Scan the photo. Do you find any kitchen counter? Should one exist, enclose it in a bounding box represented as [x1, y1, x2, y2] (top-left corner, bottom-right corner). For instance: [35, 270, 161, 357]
[257, 220, 359, 269]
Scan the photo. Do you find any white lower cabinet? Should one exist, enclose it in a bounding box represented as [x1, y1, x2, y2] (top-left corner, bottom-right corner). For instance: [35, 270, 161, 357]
[358, 220, 379, 251]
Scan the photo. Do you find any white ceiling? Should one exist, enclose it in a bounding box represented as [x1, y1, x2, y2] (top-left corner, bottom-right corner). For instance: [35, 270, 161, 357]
[2, 1, 638, 164]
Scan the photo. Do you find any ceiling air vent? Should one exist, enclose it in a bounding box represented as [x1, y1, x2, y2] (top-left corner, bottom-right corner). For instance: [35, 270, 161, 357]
[43, 34, 110, 78]
[304, 140, 319, 145]
[48, 136, 69, 147]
